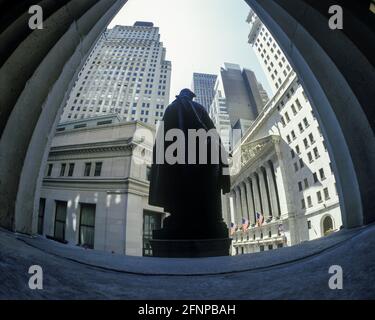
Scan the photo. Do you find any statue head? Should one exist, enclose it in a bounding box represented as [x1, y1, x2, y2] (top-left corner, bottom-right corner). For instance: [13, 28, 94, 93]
[176, 88, 196, 101]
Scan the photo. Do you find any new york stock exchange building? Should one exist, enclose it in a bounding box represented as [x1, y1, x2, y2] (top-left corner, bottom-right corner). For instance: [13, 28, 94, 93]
[223, 73, 342, 256]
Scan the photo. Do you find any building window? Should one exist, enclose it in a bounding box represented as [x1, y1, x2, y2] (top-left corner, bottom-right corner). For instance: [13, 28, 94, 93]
[268, 245, 273, 250]
[298, 123, 304, 133]
[298, 181, 303, 191]
[307, 220, 312, 229]
[60, 163, 66, 177]
[296, 98, 302, 110]
[260, 245, 265, 252]
[291, 104, 297, 115]
[68, 163, 75, 177]
[299, 159, 304, 168]
[303, 117, 309, 128]
[47, 164, 53, 177]
[313, 172, 319, 183]
[94, 162, 102, 177]
[291, 150, 295, 159]
[308, 152, 314, 163]
[317, 191, 323, 203]
[304, 178, 309, 189]
[319, 168, 326, 180]
[307, 196, 313, 208]
[324, 188, 330, 200]
[277, 243, 283, 248]
[143, 211, 162, 256]
[54, 201, 67, 242]
[294, 162, 299, 172]
[309, 133, 315, 144]
[285, 112, 290, 123]
[38, 198, 46, 235]
[313, 147, 320, 159]
[291, 130, 296, 140]
[303, 138, 309, 149]
[79, 204, 96, 249]
[301, 199, 306, 209]
[84, 163, 92, 176]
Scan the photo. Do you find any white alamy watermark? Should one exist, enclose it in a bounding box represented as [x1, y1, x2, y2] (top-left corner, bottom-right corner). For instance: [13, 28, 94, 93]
[132, 121, 242, 175]
[328, 265, 343, 290]
[28, 5, 43, 30]
[329, 5, 344, 30]
[28, 265, 43, 290]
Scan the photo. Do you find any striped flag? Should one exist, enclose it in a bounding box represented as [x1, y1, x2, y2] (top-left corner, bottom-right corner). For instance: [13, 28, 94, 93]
[256, 212, 264, 227]
[230, 222, 236, 236]
[242, 218, 249, 232]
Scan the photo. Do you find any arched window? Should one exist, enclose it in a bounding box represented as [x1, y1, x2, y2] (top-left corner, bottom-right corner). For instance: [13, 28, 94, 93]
[322, 216, 334, 236]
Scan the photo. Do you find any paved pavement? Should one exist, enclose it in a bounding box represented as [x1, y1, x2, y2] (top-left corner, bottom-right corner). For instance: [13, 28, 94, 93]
[1, 224, 374, 299]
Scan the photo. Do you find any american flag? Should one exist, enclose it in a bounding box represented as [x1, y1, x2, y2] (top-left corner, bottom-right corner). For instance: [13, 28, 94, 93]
[242, 218, 249, 232]
[256, 212, 264, 227]
[230, 222, 236, 236]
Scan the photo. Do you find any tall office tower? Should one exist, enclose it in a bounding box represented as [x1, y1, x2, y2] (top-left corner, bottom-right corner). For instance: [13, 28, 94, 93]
[209, 63, 269, 150]
[226, 10, 342, 255]
[191, 73, 217, 112]
[246, 12, 292, 96]
[60, 22, 172, 125]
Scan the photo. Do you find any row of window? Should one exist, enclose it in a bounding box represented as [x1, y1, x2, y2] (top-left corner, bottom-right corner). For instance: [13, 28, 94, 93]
[298, 168, 329, 192]
[280, 99, 303, 127]
[46, 162, 103, 178]
[301, 186, 334, 209]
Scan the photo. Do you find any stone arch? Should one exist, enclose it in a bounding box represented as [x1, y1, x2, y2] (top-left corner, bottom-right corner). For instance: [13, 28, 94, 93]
[321, 215, 335, 237]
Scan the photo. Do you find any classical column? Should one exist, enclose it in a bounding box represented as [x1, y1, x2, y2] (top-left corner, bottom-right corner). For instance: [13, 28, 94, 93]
[273, 142, 292, 216]
[245, 178, 256, 225]
[239, 183, 248, 222]
[230, 190, 237, 224]
[234, 187, 243, 225]
[257, 168, 271, 220]
[266, 162, 281, 217]
[251, 173, 262, 216]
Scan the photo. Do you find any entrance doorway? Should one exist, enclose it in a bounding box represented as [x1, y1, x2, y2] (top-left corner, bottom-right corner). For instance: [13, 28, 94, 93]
[143, 211, 162, 256]
[322, 216, 334, 236]
[79, 204, 96, 249]
[54, 201, 67, 241]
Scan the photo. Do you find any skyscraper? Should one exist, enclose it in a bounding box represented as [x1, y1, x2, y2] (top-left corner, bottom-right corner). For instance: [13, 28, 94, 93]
[191, 73, 217, 112]
[209, 63, 269, 150]
[60, 22, 172, 125]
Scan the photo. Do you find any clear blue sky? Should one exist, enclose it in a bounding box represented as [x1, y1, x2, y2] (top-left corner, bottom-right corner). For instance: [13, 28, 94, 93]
[108, 0, 272, 102]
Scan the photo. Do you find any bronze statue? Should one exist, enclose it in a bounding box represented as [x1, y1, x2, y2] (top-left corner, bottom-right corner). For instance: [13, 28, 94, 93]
[149, 89, 230, 242]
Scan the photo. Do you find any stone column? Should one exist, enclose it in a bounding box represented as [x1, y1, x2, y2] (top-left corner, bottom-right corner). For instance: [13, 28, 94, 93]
[257, 168, 271, 220]
[239, 183, 248, 222]
[251, 173, 262, 216]
[229, 191, 236, 224]
[266, 162, 281, 217]
[273, 142, 292, 216]
[234, 187, 243, 225]
[245, 178, 256, 225]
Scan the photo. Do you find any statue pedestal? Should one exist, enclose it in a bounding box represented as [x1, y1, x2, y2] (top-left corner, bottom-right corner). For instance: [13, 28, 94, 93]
[150, 238, 232, 258]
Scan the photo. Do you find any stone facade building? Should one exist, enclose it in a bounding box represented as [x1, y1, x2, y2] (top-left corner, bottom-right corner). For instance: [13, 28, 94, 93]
[39, 115, 164, 256]
[224, 10, 343, 255]
[60, 22, 171, 125]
